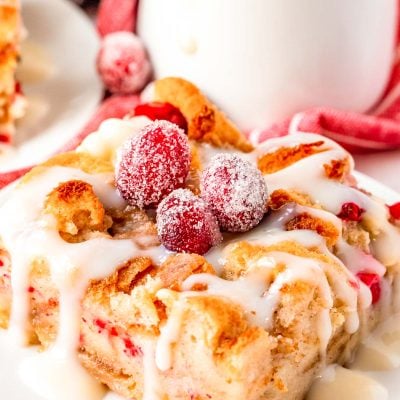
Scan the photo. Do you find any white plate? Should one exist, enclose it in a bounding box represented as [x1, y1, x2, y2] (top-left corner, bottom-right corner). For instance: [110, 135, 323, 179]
[0, 172, 399, 399]
[0, 0, 102, 172]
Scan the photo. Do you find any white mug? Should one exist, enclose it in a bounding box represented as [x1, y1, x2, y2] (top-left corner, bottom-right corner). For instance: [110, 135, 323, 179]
[138, 0, 398, 131]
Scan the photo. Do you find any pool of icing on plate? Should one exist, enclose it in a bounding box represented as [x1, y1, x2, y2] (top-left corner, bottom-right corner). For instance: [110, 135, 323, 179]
[1, 122, 400, 399]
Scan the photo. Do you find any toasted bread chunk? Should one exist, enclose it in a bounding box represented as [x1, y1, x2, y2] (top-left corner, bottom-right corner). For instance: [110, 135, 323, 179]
[44, 180, 109, 243]
[152, 77, 253, 152]
[268, 189, 316, 210]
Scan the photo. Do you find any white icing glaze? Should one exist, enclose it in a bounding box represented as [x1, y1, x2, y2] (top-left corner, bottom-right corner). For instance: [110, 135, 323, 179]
[352, 314, 400, 371]
[307, 365, 388, 400]
[155, 299, 186, 371]
[142, 340, 164, 400]
[0, 166, 166, 399]
[77, 116, 152, 164]
[183, 251, 335, 353]
[250, 133, 400, 266]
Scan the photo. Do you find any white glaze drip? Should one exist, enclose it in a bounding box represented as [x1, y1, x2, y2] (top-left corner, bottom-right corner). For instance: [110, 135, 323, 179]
[249, 133, 400, 266]
[183, 251, 335, 353]
[142, 340, 164, 400]
[155, 299, 186, 371]
[307, 365, 388, 400]
[0, 166, 166, 400]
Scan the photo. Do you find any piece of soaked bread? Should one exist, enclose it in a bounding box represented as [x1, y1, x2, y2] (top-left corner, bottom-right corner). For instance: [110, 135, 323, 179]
[151, 77, 253, 152]
[0, 78, 399, 400]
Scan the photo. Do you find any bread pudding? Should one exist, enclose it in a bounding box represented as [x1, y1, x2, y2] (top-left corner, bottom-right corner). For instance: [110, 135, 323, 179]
[0, 78, 399, 400]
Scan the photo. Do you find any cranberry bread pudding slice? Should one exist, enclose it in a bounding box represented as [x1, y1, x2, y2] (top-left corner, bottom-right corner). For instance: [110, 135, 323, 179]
[0, 0, 23, 142]
[0, 78, 399, 400]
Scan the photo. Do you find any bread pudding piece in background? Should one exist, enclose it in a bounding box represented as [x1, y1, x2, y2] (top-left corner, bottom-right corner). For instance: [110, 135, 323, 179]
[0, 77, 400, 400]
[0, 0, 24, 142]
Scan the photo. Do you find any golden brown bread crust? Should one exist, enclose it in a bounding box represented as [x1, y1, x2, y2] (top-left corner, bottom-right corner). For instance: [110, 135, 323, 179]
[268, 189, 315, 210]
[153, 77, 253, 152]
[285, 213, 340, 248]
[323, 158, 351, 181]
[44, 180, 109, 242]
[257, 141, 325, 174]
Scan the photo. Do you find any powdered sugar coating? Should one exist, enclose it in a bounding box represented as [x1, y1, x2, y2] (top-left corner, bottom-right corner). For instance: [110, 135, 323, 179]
[157, 189, 222, 254]
[97, 31, 151, 94]
[201, 154, 268, 232]
[116, 120, 190, 208]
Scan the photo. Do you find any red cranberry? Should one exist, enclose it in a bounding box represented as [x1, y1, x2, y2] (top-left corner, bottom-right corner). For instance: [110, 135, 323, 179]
[201, 154, 268, 232]
[134, 102, 188, 132]
[157, 189, 222, 255]
[337, 202, 364, 222]
[357, 272, 381, 304]
[96, 31, 151, 94]
[388, 202, 400, 220]
[94, 319, 107, 330]
[123, 338, 142, 357]
[116, 120, 190, 208]
[0, 133, 11, 143]
[15, 81, 23, 95]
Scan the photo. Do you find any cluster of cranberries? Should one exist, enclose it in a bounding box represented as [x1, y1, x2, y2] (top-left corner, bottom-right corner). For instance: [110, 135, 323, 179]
[116, 120, 268, 254]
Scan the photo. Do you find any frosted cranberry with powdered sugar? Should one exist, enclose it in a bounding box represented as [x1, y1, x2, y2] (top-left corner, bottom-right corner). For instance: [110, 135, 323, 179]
[116, 120, 190, 208]
[157, 189, 222, 254]
[97, 31, 151, 94]
[201, 154, 268, 232]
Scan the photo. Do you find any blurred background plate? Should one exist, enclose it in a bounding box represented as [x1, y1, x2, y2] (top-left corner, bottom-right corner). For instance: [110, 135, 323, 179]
[0, 0, 102, 171]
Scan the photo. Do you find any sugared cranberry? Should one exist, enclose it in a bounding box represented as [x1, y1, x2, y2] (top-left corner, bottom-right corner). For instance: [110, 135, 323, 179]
[157, 189, 222, 254]
[357, 272, 381, 304]
[135, 102, 188, 132]
[200, 154, 268, 232]
[116, 120, 190, 208]
[337, 202, 364, 222]
[388, 202, 400, 220]
[97, 31, 151, 94]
